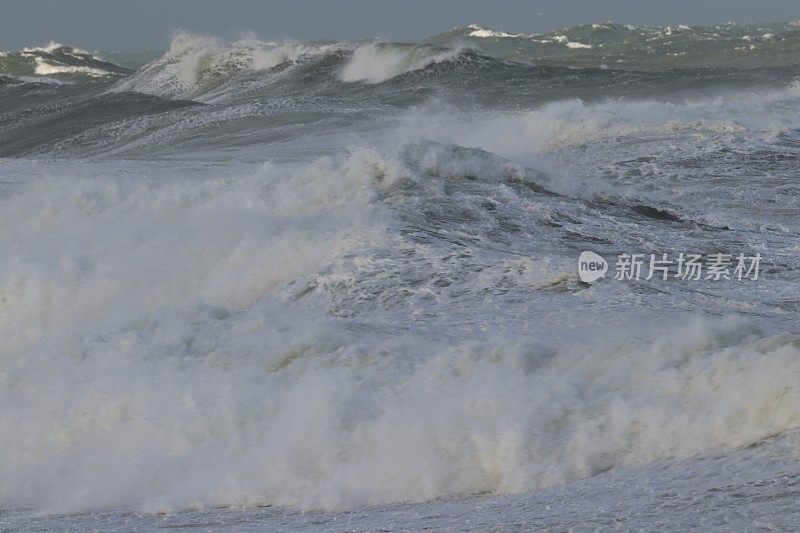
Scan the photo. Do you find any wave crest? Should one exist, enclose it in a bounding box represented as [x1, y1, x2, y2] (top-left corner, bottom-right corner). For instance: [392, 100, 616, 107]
[111, 33, 341, 99]
[0, 42, 131, 80]
[340, 42, 463, 84]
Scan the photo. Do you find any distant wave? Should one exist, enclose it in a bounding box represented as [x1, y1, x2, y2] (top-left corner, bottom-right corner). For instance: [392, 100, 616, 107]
[433, 21, 800, 69]
[7, 20, 800, 89]
[0, 42, 131, 80]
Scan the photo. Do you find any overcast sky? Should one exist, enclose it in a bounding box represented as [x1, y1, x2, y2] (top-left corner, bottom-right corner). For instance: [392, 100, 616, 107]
[2, 0, 799, 51]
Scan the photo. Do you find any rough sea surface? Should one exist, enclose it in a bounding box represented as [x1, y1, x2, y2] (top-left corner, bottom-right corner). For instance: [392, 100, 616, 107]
[3, 22, 800, 531]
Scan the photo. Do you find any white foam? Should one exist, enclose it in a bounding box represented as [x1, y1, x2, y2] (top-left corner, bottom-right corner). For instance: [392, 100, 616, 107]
[2, 223, 800, 515]
[2, 141, 800, 515]
[32, 57, 114, 77]
[553, 35, 593, 49]
[397, 81, 800, 164]
[466, 25, 521, 38]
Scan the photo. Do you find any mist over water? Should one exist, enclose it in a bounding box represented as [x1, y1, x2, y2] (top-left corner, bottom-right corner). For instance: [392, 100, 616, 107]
[3, 20, 800, 530]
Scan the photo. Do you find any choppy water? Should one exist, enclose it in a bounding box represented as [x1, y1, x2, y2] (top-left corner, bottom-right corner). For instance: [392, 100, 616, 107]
[3, 21, 800, 531]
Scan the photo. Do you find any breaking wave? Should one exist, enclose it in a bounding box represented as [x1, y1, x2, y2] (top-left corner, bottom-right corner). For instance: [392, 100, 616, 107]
[3, 148, 800, 514]
[110, 33, 343, 99]
[340, 42, 464, 83]
[110, 34, 472, 101]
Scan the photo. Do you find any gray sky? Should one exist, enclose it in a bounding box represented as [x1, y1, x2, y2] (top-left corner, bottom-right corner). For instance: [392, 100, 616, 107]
[2, 0, 799, 51]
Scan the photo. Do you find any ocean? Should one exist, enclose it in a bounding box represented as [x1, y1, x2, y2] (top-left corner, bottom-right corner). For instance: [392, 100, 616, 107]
[3, 21, 800, 531]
